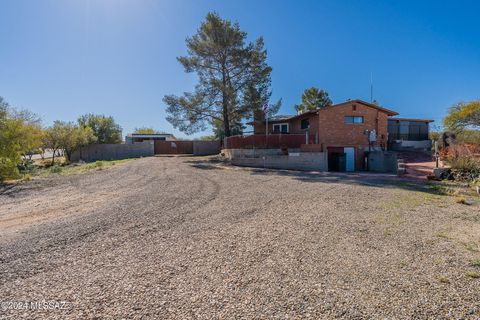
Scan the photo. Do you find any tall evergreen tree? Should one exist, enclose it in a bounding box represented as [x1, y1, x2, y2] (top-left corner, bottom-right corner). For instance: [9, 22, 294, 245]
[163, 12, 280, 137]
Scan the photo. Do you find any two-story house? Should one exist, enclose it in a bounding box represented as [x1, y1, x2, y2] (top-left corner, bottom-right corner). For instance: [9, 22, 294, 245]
[252, 99, 432, 171]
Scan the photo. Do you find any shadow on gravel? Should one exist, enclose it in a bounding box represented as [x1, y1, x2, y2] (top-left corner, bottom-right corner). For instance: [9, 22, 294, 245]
[185, 156, 228, 170]
[155, 154, 196, 158]
[185, 157, 446, 196]
[247, 168, 445, 195]
[0, 183, 17, 196]
[0, 179, 49, 198]
[189, 164, 221, 170]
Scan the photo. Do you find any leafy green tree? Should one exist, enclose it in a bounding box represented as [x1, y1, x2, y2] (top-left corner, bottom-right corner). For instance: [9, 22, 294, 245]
[198, 135, 217, 141]
[444, 100, 480, 132]
[163, 12, 280, 137]
[134, 127, 158, 134]
[78, 114, 122, 144]
[295, 87, 332, 113]
[61, 123, 96, 162]
[43, 121, 96, 164]
[42, 122, 64, 166]
[0, 97, 43, 180]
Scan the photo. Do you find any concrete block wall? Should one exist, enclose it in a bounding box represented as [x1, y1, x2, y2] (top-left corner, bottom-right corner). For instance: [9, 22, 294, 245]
[224, 148, 327, 171]
[367, 151, 398, 173]
[222, 148, 301, 160]
[71, 142, 154, 162]
[390, 140, 432, 150]
[193, 141, 221, 156]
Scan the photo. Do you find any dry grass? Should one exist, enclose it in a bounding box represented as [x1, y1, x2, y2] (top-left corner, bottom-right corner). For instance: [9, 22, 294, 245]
[471, 259, 480, 268]
[455, 195, 469, 205]
[438, 275, 450, 284]
[30, 158, 139, 179]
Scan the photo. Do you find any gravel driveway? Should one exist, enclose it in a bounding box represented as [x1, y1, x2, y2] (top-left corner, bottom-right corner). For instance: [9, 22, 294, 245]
[1, 156, 479, 319]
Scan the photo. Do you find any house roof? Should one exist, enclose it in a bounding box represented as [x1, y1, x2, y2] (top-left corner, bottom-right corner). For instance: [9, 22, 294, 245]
[329, 99, 399, 116]
[127, 133, 176, 138]
[388, 117, 434, 123]
[268, 115, 295, 121]
[251, 99, 399, 125]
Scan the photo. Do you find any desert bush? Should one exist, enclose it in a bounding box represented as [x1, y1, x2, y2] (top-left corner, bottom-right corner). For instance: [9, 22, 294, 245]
[95, 161, 105, 168]
[50, 165, 63, 174]
[456, 130, 480, 144]
[0, 97, 43, 181]
[439, 143, 480, 182]
[446, 144, 480, 159]
[17, 159, 36, 174]
[447, 156, 480, 181]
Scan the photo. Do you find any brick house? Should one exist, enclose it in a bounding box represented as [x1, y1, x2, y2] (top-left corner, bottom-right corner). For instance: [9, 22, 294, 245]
[251, 99, 431, 171]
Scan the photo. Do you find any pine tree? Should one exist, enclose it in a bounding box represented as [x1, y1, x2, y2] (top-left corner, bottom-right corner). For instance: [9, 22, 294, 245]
[163, 12, 280, 137]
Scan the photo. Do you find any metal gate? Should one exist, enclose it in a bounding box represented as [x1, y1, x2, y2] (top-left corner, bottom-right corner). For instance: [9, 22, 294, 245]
[154, 141, 193, 154]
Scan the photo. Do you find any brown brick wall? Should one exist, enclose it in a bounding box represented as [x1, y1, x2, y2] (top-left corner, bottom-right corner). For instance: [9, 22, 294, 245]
[318, 102, 387, 145]
[317, 101, 389, 169]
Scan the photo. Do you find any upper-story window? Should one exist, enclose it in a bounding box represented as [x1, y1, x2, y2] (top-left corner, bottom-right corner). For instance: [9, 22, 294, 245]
[344, 116, 364, 124]
[301, 118, 310, 129]
[273, 123, 289, 133]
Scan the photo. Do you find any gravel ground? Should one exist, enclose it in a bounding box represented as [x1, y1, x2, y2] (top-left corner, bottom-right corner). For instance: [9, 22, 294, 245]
[0, 156, 479, 319]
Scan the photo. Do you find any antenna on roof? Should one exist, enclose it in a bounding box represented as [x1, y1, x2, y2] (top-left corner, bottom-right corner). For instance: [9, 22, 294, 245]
[370, 72, 374, 103]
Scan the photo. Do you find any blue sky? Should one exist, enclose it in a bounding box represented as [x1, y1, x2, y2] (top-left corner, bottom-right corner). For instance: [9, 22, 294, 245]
[1, 0, 479, 138]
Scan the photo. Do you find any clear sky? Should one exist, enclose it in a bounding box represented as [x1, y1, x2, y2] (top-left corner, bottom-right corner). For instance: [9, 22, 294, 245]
[1, 0, 479, 138]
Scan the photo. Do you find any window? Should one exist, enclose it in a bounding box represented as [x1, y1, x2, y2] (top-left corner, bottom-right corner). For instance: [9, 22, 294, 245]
[352, 105, 357, 111]
[273, 123, 289, 133]
[301, 118, 310, 129]
[344, 116, 364, 124]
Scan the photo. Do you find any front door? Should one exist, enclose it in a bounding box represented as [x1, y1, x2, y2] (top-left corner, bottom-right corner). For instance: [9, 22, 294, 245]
[344, 147, 355, 172]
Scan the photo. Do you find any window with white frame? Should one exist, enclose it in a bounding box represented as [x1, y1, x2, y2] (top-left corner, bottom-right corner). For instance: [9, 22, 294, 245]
[344, 116, 364, 124]
[272, 123, 289, 133]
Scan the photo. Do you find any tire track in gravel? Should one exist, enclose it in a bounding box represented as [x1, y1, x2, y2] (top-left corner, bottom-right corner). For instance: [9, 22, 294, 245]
[0, 157, 220, 284]
[0, 160, 149, 240]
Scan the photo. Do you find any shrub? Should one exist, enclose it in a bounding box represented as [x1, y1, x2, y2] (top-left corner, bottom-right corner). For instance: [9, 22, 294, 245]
[443, 144, 480, 182]
[50, 165, 63, 173]
[471, 259, 480, 268]
[448, 157, 480, 182]
[0, 158, 20, 180]
[454, 195, 469, 205]
[0, 97, 43, 181]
